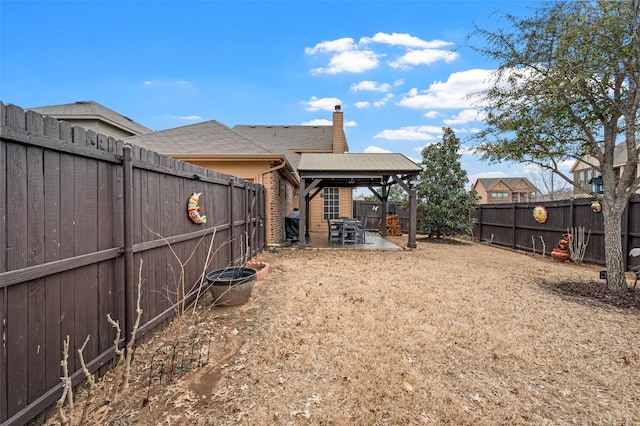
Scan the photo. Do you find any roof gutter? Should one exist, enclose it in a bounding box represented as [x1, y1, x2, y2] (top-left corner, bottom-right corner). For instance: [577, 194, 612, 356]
[259, 160, 287, 185]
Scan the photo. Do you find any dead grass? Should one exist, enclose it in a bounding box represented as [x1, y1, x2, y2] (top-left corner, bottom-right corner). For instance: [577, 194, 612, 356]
[51, 237, 640, 425]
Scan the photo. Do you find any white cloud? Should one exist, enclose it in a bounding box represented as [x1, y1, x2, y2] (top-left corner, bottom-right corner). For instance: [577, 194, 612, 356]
[398, 69, 493, 109]
[301, 119, 331, 126]
[374, 94, 394, 107]
[176, 115, 202, 121]
[303, 96, 343, 111]
[468, 170, 506, 182]
[522, 160, 575, 175]
[350, 80, 392, 92]
[374, 125, 443, 141]
[458, 144, 477, 156]
[360, 32, 454, 50]
[353, 101, 370, 108]
[305, 37, 356, 54]
[310, 50, 381, 74]
[364, 146, 392, 153]
[424, 111, 440, 119]
[390, 49, 459, 69]
[557, 159, 575, 172]
[141, 79, 195, 90]
[306, 33, 457, 74]
[444, 109, 487, 125]
[301, 118, 357, 127]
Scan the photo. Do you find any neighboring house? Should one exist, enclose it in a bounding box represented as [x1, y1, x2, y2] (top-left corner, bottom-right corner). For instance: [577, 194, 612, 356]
[472, 177, 539, 204]
[570, 141, 640, 196]
[28, 100, 152, 139]
[125, 106, 350, 243]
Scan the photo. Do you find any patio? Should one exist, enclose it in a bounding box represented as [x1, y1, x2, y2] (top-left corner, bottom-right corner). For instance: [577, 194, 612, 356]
[282, 231, 402, 250]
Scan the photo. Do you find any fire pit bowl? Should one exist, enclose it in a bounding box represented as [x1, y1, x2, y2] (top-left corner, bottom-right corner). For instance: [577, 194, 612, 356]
[206, 267, 257, 306]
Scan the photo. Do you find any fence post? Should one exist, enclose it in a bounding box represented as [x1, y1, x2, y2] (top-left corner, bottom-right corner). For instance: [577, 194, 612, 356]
[623, 200, 630, 271]
[478, 206, 483, 241]
[511, 204, 516, 249]
[228, 177, 235, 264]
[122, 145, 135, 340]
[569, 198, 575, 230]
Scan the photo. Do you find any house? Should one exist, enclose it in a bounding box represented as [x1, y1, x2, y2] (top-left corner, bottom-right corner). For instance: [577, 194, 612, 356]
[125, 106, 350, 244]
[472, 177, 539, 204]
[570, 141, 640, 196]
[27, 100, 152, 139]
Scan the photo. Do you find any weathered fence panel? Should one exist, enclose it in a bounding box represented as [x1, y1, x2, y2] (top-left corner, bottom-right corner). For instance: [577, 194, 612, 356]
[0, 102, 266, 425]
[353, 201, 409, 232]
[473, 196, 640, 269]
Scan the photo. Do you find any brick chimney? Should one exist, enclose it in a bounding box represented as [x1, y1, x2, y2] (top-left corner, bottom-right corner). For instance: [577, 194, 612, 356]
[332, 105, 345, 153]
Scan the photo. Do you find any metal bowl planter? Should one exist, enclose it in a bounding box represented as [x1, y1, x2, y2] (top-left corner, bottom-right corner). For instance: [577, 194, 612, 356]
[206, 267, 257, 306]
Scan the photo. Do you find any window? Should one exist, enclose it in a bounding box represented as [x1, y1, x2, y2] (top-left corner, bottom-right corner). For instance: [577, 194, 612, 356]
[578, 170, 585, 187]
[490, 192, 509, 201]
[323, 187, 339, 219]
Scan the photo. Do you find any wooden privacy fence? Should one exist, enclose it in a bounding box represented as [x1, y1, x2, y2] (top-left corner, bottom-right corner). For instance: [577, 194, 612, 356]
[472, 196, 640, 270]
[0, 103, 266, 425]
[353, 201, 409, 233]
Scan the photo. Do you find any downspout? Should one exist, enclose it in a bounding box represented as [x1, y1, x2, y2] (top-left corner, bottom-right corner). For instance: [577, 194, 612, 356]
[258, 159, 286, 184]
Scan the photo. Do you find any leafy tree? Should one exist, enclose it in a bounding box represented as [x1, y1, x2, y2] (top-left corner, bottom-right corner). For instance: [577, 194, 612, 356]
[416, 128, 478, 238]
[471, 0, 639, 292]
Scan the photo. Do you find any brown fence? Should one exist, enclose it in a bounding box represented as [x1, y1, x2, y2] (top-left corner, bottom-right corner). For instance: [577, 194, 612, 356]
[353, 201, 409, 232]
[472, 196, 640, 270]
[0, 103, 266, 425]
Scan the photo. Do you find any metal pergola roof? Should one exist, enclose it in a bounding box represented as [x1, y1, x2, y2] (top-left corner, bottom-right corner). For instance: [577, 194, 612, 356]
[296, 153, 423, 248]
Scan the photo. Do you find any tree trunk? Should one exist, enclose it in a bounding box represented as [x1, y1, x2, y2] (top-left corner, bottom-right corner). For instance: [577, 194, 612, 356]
[602, 206, 628, 292]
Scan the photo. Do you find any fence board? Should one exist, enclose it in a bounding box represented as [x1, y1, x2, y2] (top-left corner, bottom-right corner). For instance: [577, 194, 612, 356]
[0, 105, 6, 421]
[1, 105, 266, 425]
[43, 146, 62, 391]
[26, 143, 47, 405]
[0, 286, 5, 422]
[6, 140, 29, 415]
[473, 197, 640, 268]
[98, 159, 118, 357]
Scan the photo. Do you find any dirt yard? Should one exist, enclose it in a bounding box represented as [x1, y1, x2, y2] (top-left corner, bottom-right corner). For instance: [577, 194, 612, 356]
[51, 237, 640, 425]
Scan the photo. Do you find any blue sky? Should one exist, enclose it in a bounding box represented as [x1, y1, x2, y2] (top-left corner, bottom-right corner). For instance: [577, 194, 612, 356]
[1, 0, 558, 188]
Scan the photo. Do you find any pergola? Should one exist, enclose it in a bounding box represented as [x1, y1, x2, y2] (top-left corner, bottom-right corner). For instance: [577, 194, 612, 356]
[296, 153, 423, 248]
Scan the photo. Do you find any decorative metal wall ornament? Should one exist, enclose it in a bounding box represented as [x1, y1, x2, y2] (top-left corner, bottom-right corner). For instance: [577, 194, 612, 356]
[533, 205, 548, 223]
[187, 192, 207, 224]
[591, 201, 602, 213]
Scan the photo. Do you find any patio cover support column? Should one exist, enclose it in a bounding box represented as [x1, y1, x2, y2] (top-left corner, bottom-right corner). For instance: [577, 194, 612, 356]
[297, 178, 322, 248]
[392, 174, 418, 249]
[407, 186, 417, 248]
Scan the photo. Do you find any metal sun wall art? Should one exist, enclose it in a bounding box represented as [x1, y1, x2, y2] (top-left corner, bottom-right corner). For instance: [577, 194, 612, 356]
[533, 205, 548, 224]
[188, 192, 207, 224]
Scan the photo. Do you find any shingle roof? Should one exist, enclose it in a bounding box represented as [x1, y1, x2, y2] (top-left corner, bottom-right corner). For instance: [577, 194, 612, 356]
[298, 153, 422, 174]
[474, 177, 539, 192]
[124, 119, 274, 155]
[28, 101, 152, 135]
[233, 124, 344, 170]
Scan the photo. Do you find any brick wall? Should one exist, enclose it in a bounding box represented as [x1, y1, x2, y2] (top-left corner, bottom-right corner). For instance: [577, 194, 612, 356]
[268, 170, 296, 243]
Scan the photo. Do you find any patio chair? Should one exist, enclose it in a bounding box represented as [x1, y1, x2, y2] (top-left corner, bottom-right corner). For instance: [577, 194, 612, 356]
[327, 218, 342, 244]
[355, 217, 366, 243]
[341, 221, 358, 244]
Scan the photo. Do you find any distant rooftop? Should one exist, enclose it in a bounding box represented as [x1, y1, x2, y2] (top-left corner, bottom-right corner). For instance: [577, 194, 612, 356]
[28, 101, 152, 136]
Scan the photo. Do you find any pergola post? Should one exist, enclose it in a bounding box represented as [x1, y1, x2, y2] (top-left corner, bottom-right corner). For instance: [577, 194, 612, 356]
[297, 180, 308, 248]
[407, 185, 417, 249]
